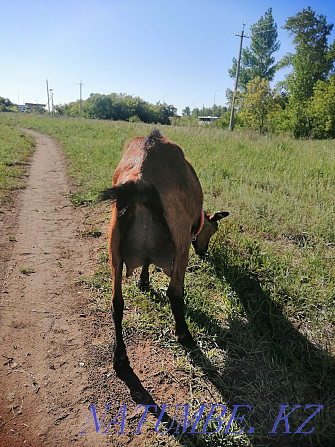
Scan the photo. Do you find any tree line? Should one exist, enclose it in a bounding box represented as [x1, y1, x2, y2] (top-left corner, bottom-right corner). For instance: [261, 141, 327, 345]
[55, 93, 177, 125]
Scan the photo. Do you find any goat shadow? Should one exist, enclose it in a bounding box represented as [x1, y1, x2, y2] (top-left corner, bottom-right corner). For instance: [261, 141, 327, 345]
[181, 245, 335, 446]
[115, 363, 215, 447]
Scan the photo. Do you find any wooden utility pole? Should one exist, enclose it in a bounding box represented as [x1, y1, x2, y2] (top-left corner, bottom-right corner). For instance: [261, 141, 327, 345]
[46, 80, 50, 114]
[229, 21, 249, 131]
[79, 80, 83, 118]
[49, 90, 54, 117]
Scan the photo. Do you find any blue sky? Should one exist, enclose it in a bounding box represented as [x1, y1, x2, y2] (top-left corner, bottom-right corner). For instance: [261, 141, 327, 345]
[1, 0, 334, 114]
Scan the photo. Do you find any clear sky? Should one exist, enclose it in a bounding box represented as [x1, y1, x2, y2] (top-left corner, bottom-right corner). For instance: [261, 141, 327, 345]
[1, 0, 334, 114]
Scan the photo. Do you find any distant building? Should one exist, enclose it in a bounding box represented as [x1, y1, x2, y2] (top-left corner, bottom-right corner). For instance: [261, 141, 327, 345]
[198, 116, 219, 125]
[19, 103, 46, 112]
[25, 103, 46, 110]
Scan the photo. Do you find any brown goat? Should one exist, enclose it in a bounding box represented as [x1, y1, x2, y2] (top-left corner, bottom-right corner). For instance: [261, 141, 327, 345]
[108, 129, 228, 369]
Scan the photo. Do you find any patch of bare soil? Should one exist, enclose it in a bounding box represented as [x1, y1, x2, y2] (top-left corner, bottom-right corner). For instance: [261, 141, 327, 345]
[0, 130, 104, 446]
[0, 130, 210, 447]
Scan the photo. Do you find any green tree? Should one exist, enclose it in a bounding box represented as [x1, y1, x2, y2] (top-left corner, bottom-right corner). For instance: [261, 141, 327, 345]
[56, 101, 80, 117]
[216, 109, 234, 129]
[57, 93, 177, 124]
[281, 7, 335, 137]
[238, 77, 279, 133]
[156, 102, 177, 125]
[228, 8, 280, 91]
[283, 7, 334, 99]
[311, 75, 335, 138]
[191, 107, 201, 118]
[0, 97, 17, 112]
[83, 94, 113, 120]
[182, 106, 191, 116]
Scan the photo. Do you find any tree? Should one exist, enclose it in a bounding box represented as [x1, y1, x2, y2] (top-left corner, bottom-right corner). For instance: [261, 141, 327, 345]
[216, 109, 234, 129]
[191, 108, 201, 118]
[238, 77, 279, 133]
[311, 75, 335, 138]
[156, 102, 177, 125]
[283, 7, 334, 99]
[228, 8, 280, 91]
[281, 7, 335, 137]
[0, 97, 17, 112]
[182, 106, 191, 116]
[212, 104, 227, 117]
[56, 101, 80, 117]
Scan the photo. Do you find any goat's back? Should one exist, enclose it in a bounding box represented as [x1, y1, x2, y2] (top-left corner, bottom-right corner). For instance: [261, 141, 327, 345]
[113, 130, 202, 220]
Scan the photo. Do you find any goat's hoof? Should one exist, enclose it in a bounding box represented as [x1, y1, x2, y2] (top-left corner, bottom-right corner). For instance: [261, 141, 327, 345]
[177, 331, 195, 348]
[113, 353, 129, 371]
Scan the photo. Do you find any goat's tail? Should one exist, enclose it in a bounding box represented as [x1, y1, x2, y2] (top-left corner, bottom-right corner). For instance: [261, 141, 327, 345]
[105, 181, 163, 216]
[98, 182, 143, 203]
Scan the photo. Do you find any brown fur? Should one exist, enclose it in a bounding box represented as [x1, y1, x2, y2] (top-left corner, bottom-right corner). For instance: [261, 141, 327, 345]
[108, 129, 228, 369]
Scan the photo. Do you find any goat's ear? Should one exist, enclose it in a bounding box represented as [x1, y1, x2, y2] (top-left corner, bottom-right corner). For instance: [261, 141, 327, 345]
[209, 211, 229, 222]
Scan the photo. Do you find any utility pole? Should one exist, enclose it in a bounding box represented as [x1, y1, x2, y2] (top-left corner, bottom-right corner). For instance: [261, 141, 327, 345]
[49, 89, 54, 117]
[46, 80, 50, 114]
[79, 80, 83, 118]
[229, 21, 249, 131]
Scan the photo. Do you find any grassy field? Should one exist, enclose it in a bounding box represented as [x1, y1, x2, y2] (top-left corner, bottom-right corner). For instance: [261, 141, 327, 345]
[1, 113, 334, 445]
[0, 122, 35, 211]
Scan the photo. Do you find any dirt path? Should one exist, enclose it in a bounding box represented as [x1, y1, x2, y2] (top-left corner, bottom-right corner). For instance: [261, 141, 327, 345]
[0, 130, 111, 446]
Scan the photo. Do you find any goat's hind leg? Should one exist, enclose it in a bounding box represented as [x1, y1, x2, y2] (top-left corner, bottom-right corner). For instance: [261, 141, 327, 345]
[111, 260, 129, 369]
[167, 246, 195, 348]
[109, 210, 129, 370]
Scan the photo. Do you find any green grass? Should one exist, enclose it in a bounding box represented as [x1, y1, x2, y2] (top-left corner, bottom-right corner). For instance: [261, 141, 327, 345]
[1, 112, 334, 446]
[0, 120, 35, 210]
[19, 266, 35, 275]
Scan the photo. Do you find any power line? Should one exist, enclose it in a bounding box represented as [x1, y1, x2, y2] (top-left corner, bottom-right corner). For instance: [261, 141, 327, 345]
[51, 82, 78, 90]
